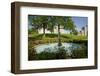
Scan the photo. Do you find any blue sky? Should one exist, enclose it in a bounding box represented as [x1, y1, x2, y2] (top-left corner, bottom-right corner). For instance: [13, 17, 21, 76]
[72, 17, 88, 31]
[28, 15, 88, 31]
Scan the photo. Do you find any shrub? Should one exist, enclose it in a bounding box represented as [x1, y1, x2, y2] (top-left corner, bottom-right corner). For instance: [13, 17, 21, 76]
[28, 48, 37, 60]
[55, 47, 67, 59]
[28, 29, 38, 34]
[28, 47, 69, 60]
[71, 44, 88, 58]
[45, 34, 58, 38]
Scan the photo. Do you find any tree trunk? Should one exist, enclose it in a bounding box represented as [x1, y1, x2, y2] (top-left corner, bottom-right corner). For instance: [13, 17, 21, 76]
[84, 30, 85, 36]
[43, 24, 46, 37]
[51, 30, 54, 34]
[51, 26, 54, 34]
[51, 31, 53, 34]
[58, 24, 62, 46]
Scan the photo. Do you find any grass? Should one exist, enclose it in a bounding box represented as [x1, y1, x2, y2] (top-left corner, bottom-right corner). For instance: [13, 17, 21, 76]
[29, 33, 87, 39]
[28, 33, 87, 44]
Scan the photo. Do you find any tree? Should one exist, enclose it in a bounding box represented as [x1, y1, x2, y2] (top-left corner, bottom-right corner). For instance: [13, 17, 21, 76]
[32, 16, 49, 37]
[80, 31, 82, 36]
[47, 16, 55, 34]
[72, 29, 78, 35]
[52, 16, 65, 46]
[70, 29, 78, 35]
[32, 16, 76, 47]
[86, 25, 88, 37]
[64, 17, 76, 33]
[48, 16, 76, 46]
[82, 27, 85, 36]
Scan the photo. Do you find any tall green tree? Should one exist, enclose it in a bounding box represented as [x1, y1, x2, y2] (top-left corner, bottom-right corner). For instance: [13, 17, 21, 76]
[56, 16, 76, 46]
[47, 16, 55, 34]
[82, 27, 85, 36]
[32, 16, 49, 37]
[50, 16, 65, 46]
[64, 17, 76, 33]
[72, 29, 78, 35]
[47, 16, 76, 46]
[32, 16, 76, 46]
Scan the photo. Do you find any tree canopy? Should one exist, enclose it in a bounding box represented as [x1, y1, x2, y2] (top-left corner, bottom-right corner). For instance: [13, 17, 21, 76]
[29, 15, 76, 46]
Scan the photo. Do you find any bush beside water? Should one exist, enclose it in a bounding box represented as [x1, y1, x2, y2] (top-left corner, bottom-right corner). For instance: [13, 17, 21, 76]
[70, 44, 87, 58]
[28, 44, 87, 60]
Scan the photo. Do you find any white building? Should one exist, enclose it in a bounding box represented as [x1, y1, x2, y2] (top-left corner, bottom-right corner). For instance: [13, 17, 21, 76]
[38, 26, 70, 34]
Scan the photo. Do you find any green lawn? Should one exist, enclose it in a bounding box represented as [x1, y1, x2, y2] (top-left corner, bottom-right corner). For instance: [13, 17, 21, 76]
[28, 33, 87, 44]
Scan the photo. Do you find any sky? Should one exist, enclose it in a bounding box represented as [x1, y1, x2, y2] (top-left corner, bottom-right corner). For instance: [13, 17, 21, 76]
[72, 17, 88, 31]
[28, 15, 88, 31]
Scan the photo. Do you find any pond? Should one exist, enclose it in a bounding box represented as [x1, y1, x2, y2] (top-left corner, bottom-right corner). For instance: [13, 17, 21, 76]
[28, 42, 87, 60]
[34, 43, 86, 55]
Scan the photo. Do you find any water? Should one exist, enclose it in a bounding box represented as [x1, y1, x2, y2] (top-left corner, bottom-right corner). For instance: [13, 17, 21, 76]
[34, 43, 83, 54]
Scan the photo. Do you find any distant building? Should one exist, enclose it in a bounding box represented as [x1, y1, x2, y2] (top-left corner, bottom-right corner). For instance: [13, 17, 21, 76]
[38, 26, 70, 34]
[29, 24, 88, 36]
